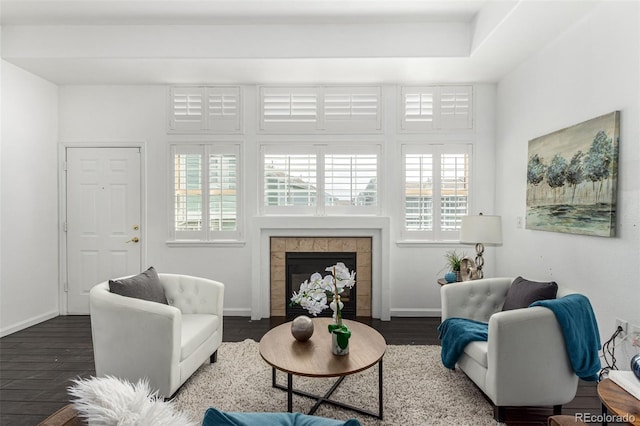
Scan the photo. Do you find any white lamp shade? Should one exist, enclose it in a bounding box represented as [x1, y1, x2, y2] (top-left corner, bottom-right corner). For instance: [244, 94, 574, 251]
[459, 215, 503, 245]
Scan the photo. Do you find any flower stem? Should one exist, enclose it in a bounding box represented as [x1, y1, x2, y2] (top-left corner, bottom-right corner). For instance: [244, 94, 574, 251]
[333, 267, 343, 327]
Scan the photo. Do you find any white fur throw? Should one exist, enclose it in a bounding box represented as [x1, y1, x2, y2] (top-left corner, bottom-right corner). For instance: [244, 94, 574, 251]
[68, 376, 197, 426]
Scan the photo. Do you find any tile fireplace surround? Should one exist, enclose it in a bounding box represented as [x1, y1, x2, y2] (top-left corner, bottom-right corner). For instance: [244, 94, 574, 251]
[270, 237, 372, 317]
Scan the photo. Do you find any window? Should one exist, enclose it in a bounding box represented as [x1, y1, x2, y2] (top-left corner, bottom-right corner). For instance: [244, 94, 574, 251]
[261, 144, 380, 215]
[325, 153, 378, 208]
[259, 86, 382, 133]
[169, 86, 241, 133]
[172, 144, 241, 241]
[400, 85, 472, 131]
[402, 144, 471, 240]
[263, 153, 317, 211]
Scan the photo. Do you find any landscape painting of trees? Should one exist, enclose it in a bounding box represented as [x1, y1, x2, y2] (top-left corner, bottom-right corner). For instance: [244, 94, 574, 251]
[526, 111, 619, 237]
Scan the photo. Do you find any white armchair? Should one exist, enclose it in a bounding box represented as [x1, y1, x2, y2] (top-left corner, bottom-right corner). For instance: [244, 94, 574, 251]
[440, 277, 580, 421]
[89, 273, 224, 398]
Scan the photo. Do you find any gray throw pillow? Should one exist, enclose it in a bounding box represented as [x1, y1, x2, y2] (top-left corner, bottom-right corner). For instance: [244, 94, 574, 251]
[502, 276, 558, 311]
[109, 266, 168, 305]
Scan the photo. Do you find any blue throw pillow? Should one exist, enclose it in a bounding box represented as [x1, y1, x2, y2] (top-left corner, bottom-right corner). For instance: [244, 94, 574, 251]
[202, 408, 361, 426]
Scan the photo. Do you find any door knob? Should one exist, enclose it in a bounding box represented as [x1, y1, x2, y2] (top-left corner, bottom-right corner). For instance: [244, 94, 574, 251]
[126, 237, 140, 243]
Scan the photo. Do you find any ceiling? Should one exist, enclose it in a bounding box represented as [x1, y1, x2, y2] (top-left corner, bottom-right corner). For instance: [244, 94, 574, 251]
[0, 0, 600, 85]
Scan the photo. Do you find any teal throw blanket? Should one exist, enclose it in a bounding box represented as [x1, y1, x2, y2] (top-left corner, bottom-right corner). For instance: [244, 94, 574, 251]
[530, 294, 601, 381]
[437, 318, 488, 369]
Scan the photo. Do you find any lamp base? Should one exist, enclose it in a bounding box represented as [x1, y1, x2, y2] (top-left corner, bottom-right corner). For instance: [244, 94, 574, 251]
[460, 257, 480, 281]
[474, 243, 485, 279]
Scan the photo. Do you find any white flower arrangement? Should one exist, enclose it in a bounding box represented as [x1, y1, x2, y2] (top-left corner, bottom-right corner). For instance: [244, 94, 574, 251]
[290, 262, 356, 320]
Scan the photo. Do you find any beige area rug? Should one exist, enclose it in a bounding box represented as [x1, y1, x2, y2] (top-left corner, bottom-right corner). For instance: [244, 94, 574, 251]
[173, 339, 499, 426]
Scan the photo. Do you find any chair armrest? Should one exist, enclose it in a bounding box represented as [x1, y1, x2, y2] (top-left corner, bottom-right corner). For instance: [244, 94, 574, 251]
[441, 277, 513, 322]
[160, 274, 224, 316]
[89, 282, 182, 380]
[485, 306, 578, 406]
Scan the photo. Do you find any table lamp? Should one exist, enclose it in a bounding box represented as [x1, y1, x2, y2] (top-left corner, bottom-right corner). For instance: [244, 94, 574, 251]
[459, 213, 502, 279]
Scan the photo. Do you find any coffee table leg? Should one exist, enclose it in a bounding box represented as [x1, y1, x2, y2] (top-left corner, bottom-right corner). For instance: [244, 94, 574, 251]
[271, 360, 384, 419]
[287, 373, 293, 413]
[378, 359, 384, 419]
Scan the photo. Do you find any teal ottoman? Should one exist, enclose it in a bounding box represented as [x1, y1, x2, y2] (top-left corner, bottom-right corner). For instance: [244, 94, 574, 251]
[202, 407, 362, 426]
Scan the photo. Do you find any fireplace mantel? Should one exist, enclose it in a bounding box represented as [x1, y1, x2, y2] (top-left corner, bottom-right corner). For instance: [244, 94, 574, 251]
[250, 216, 391, 321]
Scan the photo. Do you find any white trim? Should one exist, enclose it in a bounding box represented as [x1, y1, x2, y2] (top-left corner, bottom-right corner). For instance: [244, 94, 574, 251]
[389, 308, 442, 318]
[223, 308, 252, 317]
[0, 310, 59, 338]
[166, 240, 246, 247]
[396, 240, 468, 247]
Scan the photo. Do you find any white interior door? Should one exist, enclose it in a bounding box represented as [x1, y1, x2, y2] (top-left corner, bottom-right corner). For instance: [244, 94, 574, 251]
[65, 147, 142, 314]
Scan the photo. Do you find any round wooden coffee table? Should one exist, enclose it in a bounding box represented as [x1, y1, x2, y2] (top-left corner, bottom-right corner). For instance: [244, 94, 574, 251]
[259, 318, 387, 419]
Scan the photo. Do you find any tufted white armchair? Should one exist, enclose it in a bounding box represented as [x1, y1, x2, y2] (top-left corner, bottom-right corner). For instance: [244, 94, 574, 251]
[89, 273, 224, 398]
[441, 277, 579, 421]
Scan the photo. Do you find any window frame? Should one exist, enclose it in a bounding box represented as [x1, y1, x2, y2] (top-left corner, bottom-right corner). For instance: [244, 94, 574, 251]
[259, 143, 381, 216]
[169, 143, 242, 243]
[401, 143, 472, 242]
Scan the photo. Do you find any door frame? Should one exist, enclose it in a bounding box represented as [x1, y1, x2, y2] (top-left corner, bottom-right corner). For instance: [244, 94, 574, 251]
[58, 141, 147, 315]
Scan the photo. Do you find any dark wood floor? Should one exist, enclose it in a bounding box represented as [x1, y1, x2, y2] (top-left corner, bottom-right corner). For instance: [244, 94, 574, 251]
[0, 316, 603, 425]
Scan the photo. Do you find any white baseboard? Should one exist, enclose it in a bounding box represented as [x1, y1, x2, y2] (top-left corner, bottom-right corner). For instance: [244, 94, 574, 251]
[223, 308, 252, 317]
[0, 310, 59, 337]
[389, 308, 442, 318]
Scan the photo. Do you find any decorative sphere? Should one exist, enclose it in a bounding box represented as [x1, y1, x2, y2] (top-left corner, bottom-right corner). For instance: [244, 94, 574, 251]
[291, 316, 314, 342]
[444, 272, 457, 283]
[632, 353, 640, 380]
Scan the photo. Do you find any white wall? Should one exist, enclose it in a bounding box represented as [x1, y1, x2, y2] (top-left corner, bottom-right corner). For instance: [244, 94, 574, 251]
[1, 61, 59, 336]
[58, 83, 497, 318]
[495, 1, 640, 357]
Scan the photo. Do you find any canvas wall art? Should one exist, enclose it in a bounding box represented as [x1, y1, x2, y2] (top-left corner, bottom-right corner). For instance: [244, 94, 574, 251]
[526, 111, 620, 237]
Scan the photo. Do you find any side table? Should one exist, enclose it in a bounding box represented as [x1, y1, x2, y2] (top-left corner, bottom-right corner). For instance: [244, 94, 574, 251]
[597, 378, 640, 425]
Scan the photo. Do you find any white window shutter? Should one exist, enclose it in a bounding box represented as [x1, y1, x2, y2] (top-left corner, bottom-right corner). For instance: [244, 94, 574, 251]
[172, 145, 206, 240]
[324, 151, 378, 213]
[169, 86, 242, 133]
[323, 87, 381, 132]
[402, 87, 435, 131]
[259, 86, 382, 133]
[262, 148, 318, 214]
[206, 87, 241, 132]
[170, 87, 205, 132]
[208, 151, 239, 234]
[439, 86, 472, 129]
[401, 85, 473, 131]
[260, 87, 319, 132]
[402, 143, 472, 241]
[172, 144, 242, 241]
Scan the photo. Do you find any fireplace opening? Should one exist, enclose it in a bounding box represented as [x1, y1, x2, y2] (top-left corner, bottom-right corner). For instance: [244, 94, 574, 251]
[285, 252, 357, 320]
